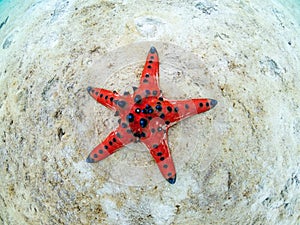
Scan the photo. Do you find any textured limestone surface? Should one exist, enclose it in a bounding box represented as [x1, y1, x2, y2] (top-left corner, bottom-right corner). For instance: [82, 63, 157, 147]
[0, 0, 299, 224]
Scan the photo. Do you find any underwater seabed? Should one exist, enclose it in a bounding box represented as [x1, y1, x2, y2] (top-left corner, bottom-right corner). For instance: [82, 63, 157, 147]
[0, 0, 299, 224]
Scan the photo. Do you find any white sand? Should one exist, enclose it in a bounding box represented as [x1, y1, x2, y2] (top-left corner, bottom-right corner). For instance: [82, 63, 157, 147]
[0, 0, 299, 224]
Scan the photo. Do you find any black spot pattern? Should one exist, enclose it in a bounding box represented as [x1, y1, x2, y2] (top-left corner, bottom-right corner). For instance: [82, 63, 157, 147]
[156, 105, 162, 111]
[134, 95, 142, 103]
[140, 118, 148, 128]
[141, 104, 153, 114]
[118, 100, 126, 108]
[127, 113, 134, 122]
[134, 132, 141, 138]
[148, 108, 154, 114]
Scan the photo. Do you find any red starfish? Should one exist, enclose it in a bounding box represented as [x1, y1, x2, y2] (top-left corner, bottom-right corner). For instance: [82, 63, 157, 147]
[86, 47, 217, 184]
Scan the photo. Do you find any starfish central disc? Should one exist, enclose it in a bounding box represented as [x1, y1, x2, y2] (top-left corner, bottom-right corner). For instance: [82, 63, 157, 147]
[127, 96, 174, 141]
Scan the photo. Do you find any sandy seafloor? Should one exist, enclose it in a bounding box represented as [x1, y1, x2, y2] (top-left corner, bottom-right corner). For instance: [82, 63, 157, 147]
[0, 0, 300, 224]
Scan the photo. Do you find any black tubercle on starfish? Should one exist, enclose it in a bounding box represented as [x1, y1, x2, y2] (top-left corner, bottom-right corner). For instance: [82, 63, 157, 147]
[127, 113, 134, 122]
[134, 95, 142, 104]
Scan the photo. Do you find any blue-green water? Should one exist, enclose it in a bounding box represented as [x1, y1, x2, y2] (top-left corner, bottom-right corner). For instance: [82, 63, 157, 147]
[0, 0, 300, 26]
[277, 0, 300, 24]
[0, 0, 37, 29]
[0, 0, 300, 23]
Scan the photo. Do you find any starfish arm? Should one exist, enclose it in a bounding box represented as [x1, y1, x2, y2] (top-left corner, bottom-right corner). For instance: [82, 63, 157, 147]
[166, 98, 217, 123]
[142, 133, 176, 184]
[141, 46, 159, 88]
[134, 47, 160, 101]
[87, 86, 122, 111]
[86, 126, 134, 163]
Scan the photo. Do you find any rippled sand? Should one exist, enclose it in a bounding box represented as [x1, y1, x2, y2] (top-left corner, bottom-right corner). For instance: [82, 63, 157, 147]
[0, 0, 299, 224]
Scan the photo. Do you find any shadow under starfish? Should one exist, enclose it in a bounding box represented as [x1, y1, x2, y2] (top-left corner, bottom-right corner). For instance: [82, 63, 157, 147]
[86, 46, 217, 184]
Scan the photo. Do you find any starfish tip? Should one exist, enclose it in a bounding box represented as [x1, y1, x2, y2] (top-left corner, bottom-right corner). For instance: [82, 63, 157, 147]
[86, 155, 95, 163]
[132, 86, 138, 92]
[210, 99, 218, 108]
[149, 46, 157, 54]
[166, 175, 176, 184]
[87, 86, 93, 93]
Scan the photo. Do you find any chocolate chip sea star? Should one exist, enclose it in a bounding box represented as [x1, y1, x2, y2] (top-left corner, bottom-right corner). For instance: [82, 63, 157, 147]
[86, 46, 217, 184]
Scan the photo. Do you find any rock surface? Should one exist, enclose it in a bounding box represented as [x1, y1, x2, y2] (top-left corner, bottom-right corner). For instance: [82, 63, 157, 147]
[0, 0, 299, 224]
